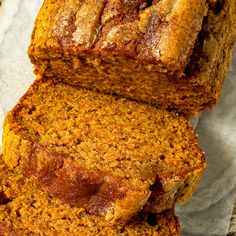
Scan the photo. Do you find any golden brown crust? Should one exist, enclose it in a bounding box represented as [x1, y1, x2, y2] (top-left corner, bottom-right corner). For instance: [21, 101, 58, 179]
[145, 167, 204, 212]
[0, 156, 181, 236]
[28, 0, 236, 116]
[3, 79, 206, 224]
[29, 0, 207, 73]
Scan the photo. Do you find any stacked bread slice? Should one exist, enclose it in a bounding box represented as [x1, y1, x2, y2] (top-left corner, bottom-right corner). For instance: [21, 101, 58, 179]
[0, 156, 181, 235]
[0, 0, 235, 235]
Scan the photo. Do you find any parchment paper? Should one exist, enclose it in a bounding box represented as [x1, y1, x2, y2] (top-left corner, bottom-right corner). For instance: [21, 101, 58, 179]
[0, 1, 235, 235]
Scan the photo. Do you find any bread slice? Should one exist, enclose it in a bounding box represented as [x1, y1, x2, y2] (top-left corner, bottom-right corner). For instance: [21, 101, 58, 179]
[3, 79, 206, 224]
[0, 157, 180, 236]
[28, 0, 236, 116]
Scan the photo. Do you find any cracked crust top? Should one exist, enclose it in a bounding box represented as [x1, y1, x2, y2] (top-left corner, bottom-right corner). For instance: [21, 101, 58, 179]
[29, 0, 208, 73]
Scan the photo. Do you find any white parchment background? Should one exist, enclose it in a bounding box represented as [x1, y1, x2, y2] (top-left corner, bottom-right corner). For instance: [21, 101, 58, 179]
[0, 1, 235, 235]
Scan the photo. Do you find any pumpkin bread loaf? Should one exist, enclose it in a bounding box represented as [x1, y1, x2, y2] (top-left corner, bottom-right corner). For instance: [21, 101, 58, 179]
[0, 157, 180, 236]
[28, 0, 236, 115]
[3, 79, 206, 224]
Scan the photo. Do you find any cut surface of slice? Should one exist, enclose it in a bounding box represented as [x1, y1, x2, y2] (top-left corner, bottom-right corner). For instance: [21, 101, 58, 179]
[3, 79, 206, 224]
